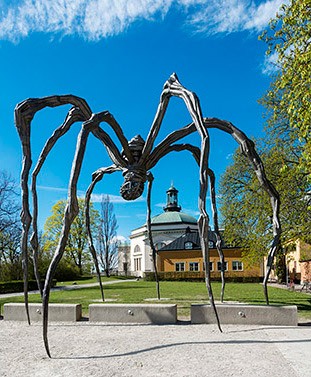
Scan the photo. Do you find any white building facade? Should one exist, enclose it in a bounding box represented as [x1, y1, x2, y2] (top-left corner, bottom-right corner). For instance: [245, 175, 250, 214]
[128, 185, 198, 277]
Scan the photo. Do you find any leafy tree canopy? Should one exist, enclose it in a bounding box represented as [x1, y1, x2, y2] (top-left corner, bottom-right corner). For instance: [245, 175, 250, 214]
[219, 138, 311, 264]
[43, 198, 100, 275]
[260, 0, 311, 174]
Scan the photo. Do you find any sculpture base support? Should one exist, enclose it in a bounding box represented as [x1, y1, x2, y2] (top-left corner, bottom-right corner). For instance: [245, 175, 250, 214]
[4, 303, 82, 322]
[89, 303, 177, 324]
[191, 304, 298, 326]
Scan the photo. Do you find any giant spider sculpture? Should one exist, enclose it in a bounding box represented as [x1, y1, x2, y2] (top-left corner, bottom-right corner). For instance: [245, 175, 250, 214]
[15, 73, 281, 358]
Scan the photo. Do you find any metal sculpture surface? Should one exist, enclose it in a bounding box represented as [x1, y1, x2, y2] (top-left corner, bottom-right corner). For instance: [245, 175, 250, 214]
[15, 74, 281, 357]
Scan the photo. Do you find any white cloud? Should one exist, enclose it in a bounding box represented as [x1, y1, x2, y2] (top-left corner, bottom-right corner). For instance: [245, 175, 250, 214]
[0, 0, 288, 42]
[188, 0, 288, 35]
[155, 202, 166, 208]
[37, 185, 144, 203]
[37, 185, 69, 193]
[182, 207, 200, 217]
[90, 193, 145, 203]
[261, 51, 279, 75]
[113, 234, 129, 243]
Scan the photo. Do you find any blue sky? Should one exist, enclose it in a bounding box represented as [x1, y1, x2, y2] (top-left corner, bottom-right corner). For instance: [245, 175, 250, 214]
[0, 0, 285, 240]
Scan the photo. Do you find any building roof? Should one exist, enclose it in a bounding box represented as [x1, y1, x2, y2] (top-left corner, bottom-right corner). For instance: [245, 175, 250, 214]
[151, 211, 197, 225]
[158, 229, 231, 251]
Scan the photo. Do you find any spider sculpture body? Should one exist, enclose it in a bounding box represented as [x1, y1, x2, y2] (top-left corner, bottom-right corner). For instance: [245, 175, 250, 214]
[15, 73, 281, 358]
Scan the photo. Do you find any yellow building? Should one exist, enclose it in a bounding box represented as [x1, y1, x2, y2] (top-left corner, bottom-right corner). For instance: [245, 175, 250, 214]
[157, 228, 262, 280]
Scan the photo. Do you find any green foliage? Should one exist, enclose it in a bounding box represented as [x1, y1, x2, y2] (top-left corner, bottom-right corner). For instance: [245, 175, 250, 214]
[275, 252, 286, 283]
[219, 148, 271, 262]
[219, 139, 311, 266]
[43, 198, 100, 276]
[144, 271, 262, 283]
[0, 279, 56, 294]
[260, 0, 311, 175]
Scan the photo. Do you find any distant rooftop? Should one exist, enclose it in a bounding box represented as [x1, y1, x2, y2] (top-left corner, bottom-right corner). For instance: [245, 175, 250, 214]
[151, 211, 197, 225]
[158, 228, 232, 251]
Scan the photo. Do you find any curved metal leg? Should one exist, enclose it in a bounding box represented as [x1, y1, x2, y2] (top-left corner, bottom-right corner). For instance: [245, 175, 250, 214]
[42, 122, 92, 358]
[198, 138, 222, 332]
[85, 166, 120, 302]
[14, 96, 92, 323]
[207, 168, 225, 303]
[146, 173, 160, 300]
[150, 115, 282, 306]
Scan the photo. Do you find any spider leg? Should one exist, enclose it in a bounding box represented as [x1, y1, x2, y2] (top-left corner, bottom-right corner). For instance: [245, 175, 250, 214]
[15, 95, 92, 324]
[208, 168, 226, 303]
[84, 111, 133, 167]
[148, 143, 225, 301]
[145, 172, 161, 299]
[31, 106, 90, 297]
[141, 73, 207, 164]
[197, 171, 223, 332]
[42, 120, 94, 358]
[150, 117, 281, 304]
[144, 74, 221, 329]
[203, 118, 281, 304]
[85, 165, 121, 301]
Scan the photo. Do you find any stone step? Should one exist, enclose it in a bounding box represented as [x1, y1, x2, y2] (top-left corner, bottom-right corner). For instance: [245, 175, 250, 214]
[191, 304, 298, 326]
[89, 303, 177, 324]
[3, 303, 82, 322]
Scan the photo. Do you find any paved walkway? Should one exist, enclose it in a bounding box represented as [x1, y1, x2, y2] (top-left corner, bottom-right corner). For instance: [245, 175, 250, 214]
[1, 321, 310, 377]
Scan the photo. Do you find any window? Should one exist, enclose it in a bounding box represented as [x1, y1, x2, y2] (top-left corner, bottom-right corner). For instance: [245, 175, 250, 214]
[232, 261, 243, 271]
[189, 262, 199, 271]
[185, 241, 193, 250]
[134, 257, 141, 271]
[175, 262, 185, 272]
[217, 261, 228, 271]
[134, 245, 141, 254]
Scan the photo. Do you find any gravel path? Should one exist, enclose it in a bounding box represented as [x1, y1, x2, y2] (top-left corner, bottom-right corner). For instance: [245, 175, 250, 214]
[1, 321, 311, 377]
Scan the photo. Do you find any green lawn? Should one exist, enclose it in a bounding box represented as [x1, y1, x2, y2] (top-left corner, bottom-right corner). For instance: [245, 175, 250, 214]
[1, 280, 310, 320]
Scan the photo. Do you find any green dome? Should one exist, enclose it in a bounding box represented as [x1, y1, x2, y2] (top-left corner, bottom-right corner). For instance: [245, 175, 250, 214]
[151, 211, 197, 225]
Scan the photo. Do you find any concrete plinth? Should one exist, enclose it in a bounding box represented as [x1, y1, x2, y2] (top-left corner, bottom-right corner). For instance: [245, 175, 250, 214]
[4, 303, 82, 322]
[191, 304, 298, 326]
[89, 303, 177, 324]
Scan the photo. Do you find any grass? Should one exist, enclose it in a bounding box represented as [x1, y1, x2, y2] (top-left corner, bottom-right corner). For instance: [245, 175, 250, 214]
[1, 280, 310, 320]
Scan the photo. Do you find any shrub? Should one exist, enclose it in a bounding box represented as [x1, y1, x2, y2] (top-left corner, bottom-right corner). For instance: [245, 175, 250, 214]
[0, 279, 56, 294]
[144, 271, 262, 283]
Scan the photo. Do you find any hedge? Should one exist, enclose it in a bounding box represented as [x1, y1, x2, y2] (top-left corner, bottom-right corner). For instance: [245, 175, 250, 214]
[0, 279, 57, 294]
[144, 271, 262, 283]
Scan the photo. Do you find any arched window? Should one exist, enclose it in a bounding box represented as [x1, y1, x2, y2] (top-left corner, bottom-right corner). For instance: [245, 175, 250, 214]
[134, 245, 141, 254]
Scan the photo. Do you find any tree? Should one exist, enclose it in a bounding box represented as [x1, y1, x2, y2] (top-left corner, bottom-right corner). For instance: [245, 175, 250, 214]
[43, 198, 100, 276]
[223, 1, 311, 277]
[97, 195, 119, 277]
[260, 0, 311, 174]
[0, 171, 20, 232]
[0, 224, 22, 281]
[0, 171, 22, 281]
[219, 138, 311, 269]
